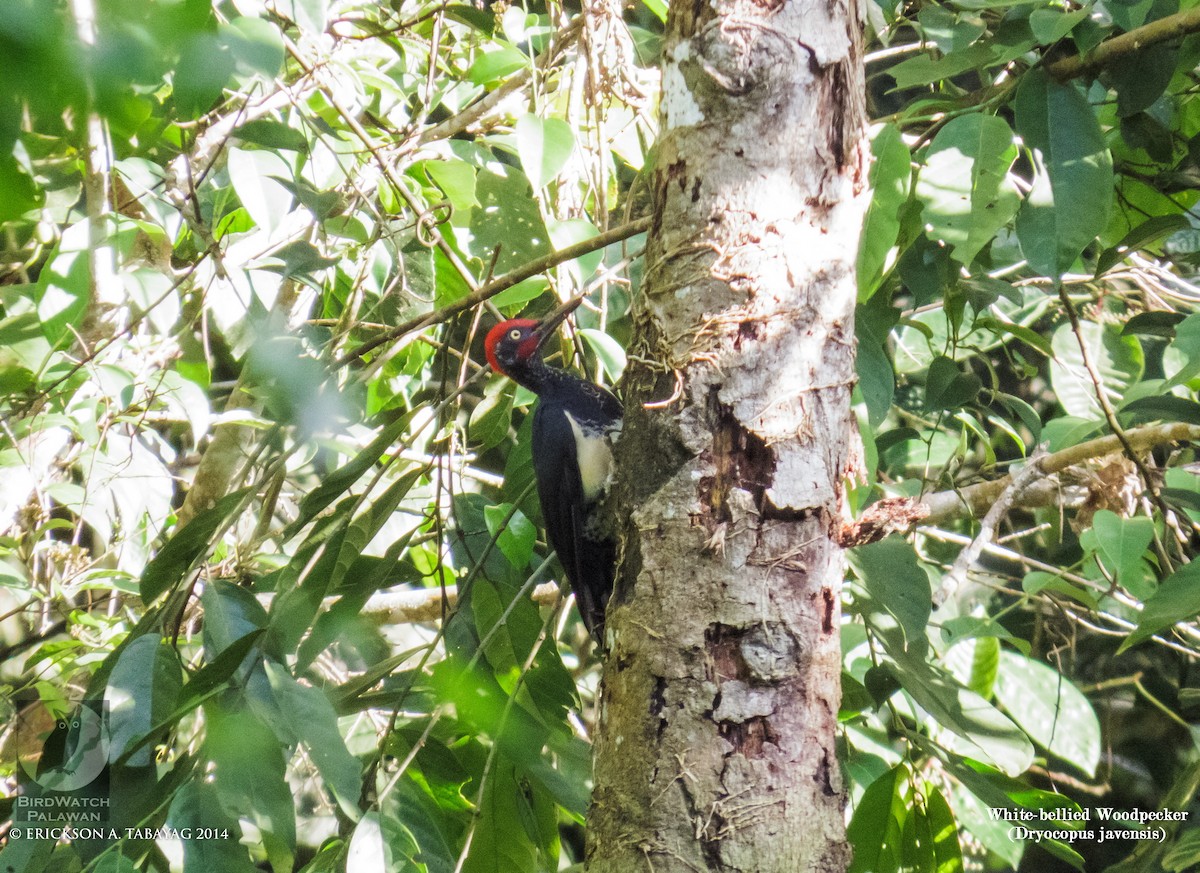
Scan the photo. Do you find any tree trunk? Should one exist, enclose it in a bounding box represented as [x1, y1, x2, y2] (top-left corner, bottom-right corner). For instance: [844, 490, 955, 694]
[588, 1, 867, 871]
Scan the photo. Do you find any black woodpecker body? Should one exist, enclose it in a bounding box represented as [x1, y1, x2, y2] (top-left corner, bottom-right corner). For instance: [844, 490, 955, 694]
[484, 298, 621, 643]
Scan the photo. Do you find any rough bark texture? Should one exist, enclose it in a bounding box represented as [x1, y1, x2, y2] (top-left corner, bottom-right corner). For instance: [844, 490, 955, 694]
[587, 1, 867, 871]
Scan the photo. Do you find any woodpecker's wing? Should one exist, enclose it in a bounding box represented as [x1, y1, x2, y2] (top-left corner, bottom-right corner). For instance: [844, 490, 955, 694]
[531, 402, 610, 639]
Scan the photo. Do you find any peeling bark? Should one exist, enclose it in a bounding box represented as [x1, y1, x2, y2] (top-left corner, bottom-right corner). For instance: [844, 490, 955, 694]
[588, 1, 867, 871]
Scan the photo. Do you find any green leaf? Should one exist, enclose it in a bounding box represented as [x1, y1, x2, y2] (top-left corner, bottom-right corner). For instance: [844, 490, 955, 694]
[347, 811, 388, 871]
[1028, 7, 1089, 45]
[1108, 44, 1177, 118]
[938, 752, 1083, 865]
[468, 47, 527, 85]
[424, 159, 479, 212]
[174, 33, 235, 116]
[140, 488, 253, 603]
[939, 615, 1028, 655]
[924, 355, 982, 412]
[0, 349, 34, 394]
[890, 44, 995, 90]
[169, 780, 257, 873]
[859, 123, 911, 300]
[1014, 70, 1113, 278]
[1107, 0, 1157, 31]
[223, 16, 284, 79]
[918, 5, 985, 54]
[1123, 560, 1200, 651]
[385, 765, 467, 871]
[1039, 835, 1087, 870]
[902, 801, 935, 873]
[286, 413, 415, 537]
[515, 115, 575, 190]
[227, 147, 295, 235]
[1164, 468, 1200, 518]
[973, 316, 1053, 358]
[263, 660, 363, 820]
[847, 764, 910, 873]
[948, 785, 1024, 869]
[944, 635, 1000, 699]
[235, 119, 308, 151]
[0, 153, 41, 223]
[105, 635, 182, 767]
[34, 221, 92, 347]
[472, 578, 523, 677]
[548, 218, 603, 281]
[0, 311, 51, 372]
[181, 629, 265, 712]
[1098, 216, 1192, 278]
[471, 378, 517, 450]
[471, 167, 552, 272]
[901, 662, 1034, 775]
[1163, 828, 1200, 872]
[851, 538, 932, 650]
[856, 589, 1032, 774]
[916, 114, 1021, 266]
[856, 325, 895, 427]
[1042, 415, 1103, 453]
[92, 856, 140, 873]
[1090, 509, 1155, 592]
[484, 503, 537, 568]
[278, 0, 328, 33]
[443, 3, 495, 32]
[265, 240, 340, 278]
[993, 651, 1101, 776]
[1122, 394, 1200, 426]
[205, 701, 296, 873]
[926, 789, 965, 873]
[462, 756, 540, 873]
[1022, 571, 1098, 609]
[641, 0, 667, 22]
[1049, 322, 1144, 418]
[491, 277, 550, 310]
[203, 579, 269, 657]
[1165, 312, 1200, 387]
[579, 328, 625, 382]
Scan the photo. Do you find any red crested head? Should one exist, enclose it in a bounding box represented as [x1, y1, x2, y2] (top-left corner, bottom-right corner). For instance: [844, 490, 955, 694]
[485, 319, 540, 376]
[484, 296, 584, 380]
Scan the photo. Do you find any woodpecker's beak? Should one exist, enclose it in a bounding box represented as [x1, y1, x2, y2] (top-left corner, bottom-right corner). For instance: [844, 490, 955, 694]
[532, 295, 583, 349]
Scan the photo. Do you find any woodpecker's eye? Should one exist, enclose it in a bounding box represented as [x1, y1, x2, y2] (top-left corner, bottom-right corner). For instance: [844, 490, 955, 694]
[508, 329, 522, 341]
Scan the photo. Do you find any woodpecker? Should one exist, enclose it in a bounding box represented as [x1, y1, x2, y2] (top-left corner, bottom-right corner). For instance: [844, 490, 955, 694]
[484, 297, 621, 643]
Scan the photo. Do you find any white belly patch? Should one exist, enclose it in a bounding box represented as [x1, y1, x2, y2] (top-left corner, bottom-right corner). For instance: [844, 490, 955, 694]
[565, 411, 614, 502]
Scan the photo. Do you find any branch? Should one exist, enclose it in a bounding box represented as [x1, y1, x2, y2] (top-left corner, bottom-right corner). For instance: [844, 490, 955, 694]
[921, 422, 1200, 524]
[362, 581, 563, 623]
[1047, 6, 1200, 81]
[255, 581, 564, 624]
[932, 448, 1047, 608]
[335, 216, 652, 367]
[417, 19, 584, 145]
[70, 0, 120, 343]
[176, 280, 305, 526]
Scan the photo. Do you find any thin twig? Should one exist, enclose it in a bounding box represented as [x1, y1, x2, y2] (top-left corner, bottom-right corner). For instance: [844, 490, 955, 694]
[335, 216, 651, 367]
[932, 449, 1047, 608]
[418, 19, 584, 145]
[1057, 288, 1176, 565]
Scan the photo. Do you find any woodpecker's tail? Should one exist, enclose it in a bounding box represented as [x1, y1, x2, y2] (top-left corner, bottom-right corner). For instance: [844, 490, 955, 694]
[572, 533, 615, 645]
